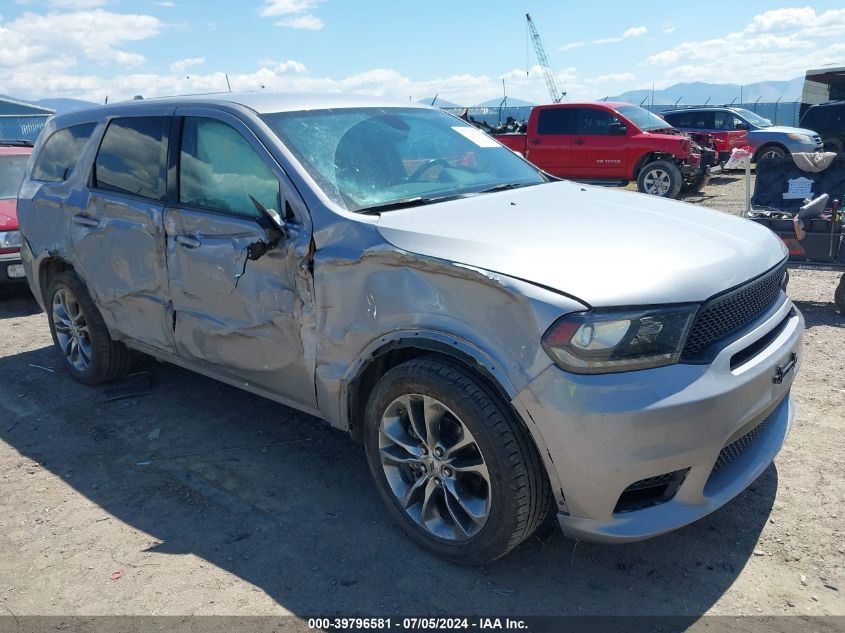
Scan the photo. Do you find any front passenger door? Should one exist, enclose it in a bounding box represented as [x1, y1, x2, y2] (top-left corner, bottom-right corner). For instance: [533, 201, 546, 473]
[164, 110, 316, 409]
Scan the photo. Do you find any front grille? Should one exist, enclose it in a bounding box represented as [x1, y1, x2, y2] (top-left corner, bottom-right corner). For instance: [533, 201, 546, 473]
[711, 413, 772, 476]
[682, 262, 786, 358]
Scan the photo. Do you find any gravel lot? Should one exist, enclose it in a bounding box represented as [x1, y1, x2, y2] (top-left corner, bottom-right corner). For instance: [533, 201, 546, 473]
[1, 172, 843, 622]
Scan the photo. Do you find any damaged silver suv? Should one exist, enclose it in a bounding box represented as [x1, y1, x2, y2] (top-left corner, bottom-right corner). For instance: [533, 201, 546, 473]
[18, 94, 803, 564]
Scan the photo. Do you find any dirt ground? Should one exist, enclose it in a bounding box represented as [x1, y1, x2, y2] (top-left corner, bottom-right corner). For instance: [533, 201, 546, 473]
[0, 172, 843, 622]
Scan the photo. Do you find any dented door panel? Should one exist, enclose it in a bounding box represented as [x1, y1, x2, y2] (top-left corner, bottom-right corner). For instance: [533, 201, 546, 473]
[164, 207, 316, 408]
[72, 192, 175, 352]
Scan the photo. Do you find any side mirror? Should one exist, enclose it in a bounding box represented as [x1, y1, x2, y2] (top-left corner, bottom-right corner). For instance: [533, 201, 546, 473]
[735, 122, 749, 131]
[250, 195, 286, 233]
[608, 122, 628, 136]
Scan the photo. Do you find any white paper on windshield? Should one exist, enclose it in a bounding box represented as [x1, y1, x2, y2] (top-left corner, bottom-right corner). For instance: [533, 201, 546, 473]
[452, 126, 501, 148]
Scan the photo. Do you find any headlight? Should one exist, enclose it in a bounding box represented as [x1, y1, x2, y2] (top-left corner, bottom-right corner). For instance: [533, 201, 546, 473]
[542, 306, 698, 374]
[0, 230, 22, 250]
[787, 133, 812, 143]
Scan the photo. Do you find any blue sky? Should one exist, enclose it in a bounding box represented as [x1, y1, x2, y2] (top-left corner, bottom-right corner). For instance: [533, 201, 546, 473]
[2, 1, 844, 104]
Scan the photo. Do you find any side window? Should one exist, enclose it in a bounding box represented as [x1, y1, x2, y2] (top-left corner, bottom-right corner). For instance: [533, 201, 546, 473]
[179, 117, 280, 218]
[32, 123, 96, 182]
[666, 112, 693, 128]
[575, 108, 617, 135]
[690, 112, 714, 129]
[94, 117, 167, 200]
[714, 112, 731, 130]
[537, 108, 574, 135]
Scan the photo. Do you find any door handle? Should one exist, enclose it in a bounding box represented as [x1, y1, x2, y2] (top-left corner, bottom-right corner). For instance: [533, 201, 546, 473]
[573, 139, 585, 145]
[530, 138, 542, 145]
[175, 235, 201, 249]
[72, 214, 99, 228]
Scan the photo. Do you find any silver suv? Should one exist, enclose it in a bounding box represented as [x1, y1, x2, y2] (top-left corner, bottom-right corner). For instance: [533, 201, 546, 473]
[18, 94, 804, 564]
[661, 106, 823, 161]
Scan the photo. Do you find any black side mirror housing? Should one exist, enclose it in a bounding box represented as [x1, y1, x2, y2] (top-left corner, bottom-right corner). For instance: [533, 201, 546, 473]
[735, 122, 749, 131]
[608, 122, 628, 136]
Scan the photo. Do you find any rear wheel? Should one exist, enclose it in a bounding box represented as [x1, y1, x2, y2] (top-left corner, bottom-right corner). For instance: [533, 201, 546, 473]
[364, 357, 551, 565]
[46, 271, 131, 384]
[637, 160, 682, 198]
[823, 138, 844, 154]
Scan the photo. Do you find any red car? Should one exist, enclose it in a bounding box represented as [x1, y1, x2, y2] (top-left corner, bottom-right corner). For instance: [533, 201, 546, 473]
[488, 102, 715, 198]
[658, 109, 750, 163]
[0, 141, 32, 291]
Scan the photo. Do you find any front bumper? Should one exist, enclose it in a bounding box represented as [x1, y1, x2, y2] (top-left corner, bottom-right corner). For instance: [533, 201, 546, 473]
[0, 251, 26, 285]
[514, 296, 803, 543]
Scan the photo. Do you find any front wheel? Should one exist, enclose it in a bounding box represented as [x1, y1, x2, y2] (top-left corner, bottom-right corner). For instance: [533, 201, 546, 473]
[637, 160, 682, 198]
[46, 271, 131, 384]
[364, 357, 551, 565]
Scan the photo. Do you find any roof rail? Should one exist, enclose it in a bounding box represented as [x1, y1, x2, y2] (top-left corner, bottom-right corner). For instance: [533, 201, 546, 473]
[0, 139, 35, 147]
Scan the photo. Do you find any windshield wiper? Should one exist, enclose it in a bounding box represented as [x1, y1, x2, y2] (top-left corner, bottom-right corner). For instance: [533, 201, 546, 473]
[477, 182, 536, 194]
[356, 194, 469, 215]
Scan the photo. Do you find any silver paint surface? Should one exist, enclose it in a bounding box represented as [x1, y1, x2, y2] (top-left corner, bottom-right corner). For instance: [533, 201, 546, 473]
[18, 93, 804, 543]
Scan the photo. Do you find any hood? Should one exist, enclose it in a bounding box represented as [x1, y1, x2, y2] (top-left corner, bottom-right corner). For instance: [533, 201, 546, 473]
[758, 126, 817, 137]
[376, 181, 786, 307]
[0, 199, 18, 231]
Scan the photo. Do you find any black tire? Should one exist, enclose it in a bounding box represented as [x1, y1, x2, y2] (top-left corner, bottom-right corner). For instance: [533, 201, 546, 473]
[754, 144, 787, 162]
[46, 271, 131, 384]
[823, 138, 844, 154]
[637, 160, 682, 198]
[364, 357, 552, 565]
[835, 274, 845, 314]
[681, 176, 705, 193]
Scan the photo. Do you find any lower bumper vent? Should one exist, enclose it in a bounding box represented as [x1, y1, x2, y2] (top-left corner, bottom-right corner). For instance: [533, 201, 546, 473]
[614, 468, 689, 514]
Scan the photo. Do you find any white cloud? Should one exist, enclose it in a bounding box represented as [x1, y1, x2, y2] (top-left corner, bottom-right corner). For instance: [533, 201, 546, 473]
[155, 1, 176, 6]
[586, 72, 636, 84]
[260, 0, 324, 30]
[276, 14, 323, 30]
[662, 26, 676, 34]
[260, 0, 321, 17]
[642, 7, 845, 85]
[48, 0, 109, 7]
[623, 26, 647, 38]
[0, 9, 161, 68]
[170, 57, 205, 74]
[559, 25, 646, 51]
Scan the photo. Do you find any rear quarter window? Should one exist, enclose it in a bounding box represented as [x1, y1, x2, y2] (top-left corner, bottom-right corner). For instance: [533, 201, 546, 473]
[93, 117, 168, 201]
[32, 123, 96, 182]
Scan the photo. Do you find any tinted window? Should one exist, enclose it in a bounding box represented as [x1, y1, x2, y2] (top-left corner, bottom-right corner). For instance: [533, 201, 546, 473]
[537, 108, 574, 134]
[32, 123, 96, 182]
[94, 117, 167, 200]
[575, 108, 618, 135]
[179, 117, 280, 218]
[663, 111, 694, 128]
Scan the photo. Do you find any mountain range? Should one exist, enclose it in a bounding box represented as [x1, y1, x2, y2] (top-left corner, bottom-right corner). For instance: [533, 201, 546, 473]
[607, 76, 805, 106]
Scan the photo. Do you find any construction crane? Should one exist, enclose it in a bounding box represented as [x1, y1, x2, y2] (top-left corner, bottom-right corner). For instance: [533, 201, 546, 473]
[526, 13, 565, 103]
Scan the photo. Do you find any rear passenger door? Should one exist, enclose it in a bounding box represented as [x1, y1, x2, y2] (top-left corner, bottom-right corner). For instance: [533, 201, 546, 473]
[526, 107, 573, 177]
[73, 109, 176, 353]
[164, 107, 316, 409]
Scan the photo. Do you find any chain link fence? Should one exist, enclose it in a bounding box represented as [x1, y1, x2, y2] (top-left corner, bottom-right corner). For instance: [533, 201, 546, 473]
[441, 101, 802, 128]
[0, 114, 51, 143]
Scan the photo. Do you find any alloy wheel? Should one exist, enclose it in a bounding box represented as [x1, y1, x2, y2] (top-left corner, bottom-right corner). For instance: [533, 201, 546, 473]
[378, 393, 491, 541]
[52, 288, 92, 372]
[643, 169, 671, 195]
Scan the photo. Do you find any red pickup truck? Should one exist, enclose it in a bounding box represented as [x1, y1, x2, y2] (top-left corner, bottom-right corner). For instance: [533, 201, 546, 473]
[488, 102, 715, 199]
